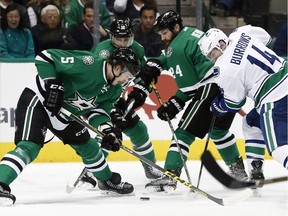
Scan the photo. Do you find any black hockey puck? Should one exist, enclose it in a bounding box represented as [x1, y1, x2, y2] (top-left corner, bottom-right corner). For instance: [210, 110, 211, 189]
[140, 197, 150, 201]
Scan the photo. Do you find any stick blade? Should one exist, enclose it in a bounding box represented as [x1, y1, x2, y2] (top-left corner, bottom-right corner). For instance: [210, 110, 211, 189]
[201, 151, 254, 189]
[65, 183, 75, 194]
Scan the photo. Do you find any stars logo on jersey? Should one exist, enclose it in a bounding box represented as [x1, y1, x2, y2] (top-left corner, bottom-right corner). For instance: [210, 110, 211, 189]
[101, 84, 110, 94]
[66, 92, 97, 111]
[213, 66, 220, 78]
[166, 47, 173, 58]
[99, 49, 110, 60]
[82, 55, 94, 65]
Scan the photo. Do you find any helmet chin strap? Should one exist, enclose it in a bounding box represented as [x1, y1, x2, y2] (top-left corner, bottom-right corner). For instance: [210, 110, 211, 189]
[109, 64, 121, 85]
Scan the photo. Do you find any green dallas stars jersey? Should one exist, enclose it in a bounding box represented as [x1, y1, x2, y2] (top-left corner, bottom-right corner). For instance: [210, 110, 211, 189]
[158, 26, 214, 102]
[35, 49, 122, 127]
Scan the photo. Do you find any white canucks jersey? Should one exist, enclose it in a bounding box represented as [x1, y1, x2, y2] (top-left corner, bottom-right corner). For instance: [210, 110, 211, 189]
[212, 25, 287, 112]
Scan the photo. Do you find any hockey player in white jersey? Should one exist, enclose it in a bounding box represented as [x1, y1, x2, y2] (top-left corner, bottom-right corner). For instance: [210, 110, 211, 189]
[198, 25, 287, 176]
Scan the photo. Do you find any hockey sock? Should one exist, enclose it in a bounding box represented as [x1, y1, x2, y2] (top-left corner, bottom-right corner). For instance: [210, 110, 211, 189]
[0, 141, 41, 184]
[70, 138, 112, 181]
[210, 127, 240, 165]
[125, 121, 156, 166]
[164, 128, 195, 170]
[272, 145, 288, 169]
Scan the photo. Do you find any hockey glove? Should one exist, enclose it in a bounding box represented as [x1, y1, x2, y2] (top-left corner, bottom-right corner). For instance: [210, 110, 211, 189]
[110, 108, 128, 131]
[157, 96, 185, 121]
[113, 98, 140, 130]
[210, 94, 228, 117]
[140, 59, 162, 87]
[44, 79, 64, 116]
[101, 127, 122, 152]
[127, 84, 149, 109]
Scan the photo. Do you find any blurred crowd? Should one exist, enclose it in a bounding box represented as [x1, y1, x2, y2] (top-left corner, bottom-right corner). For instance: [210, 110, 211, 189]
[0, 0, 286, 60]
[0, 0, 163, 59]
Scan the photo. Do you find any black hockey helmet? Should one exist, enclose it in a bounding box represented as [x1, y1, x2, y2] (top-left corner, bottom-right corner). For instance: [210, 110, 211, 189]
[108, 47, 141, 76]
[110, 17, 133, 37]
[154, 10, 183, 32]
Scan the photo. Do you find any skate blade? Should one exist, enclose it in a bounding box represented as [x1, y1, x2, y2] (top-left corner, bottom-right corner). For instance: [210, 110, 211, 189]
[0, 196, 16, 206]
[145, 184, 176, 194]
[99, 190, 135, 197]
[251, 188, 262, 197]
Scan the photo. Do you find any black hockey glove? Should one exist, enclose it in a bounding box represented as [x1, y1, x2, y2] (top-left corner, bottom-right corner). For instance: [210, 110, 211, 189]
[44, 79, 64, 116]
[140, 59, 162, 87]
[157, 96, 185, 121]
[112, 98, 140, 130]
[110, 108, 128, 131]
[127, 84, 149, 109]
[101, 127, 122, 152]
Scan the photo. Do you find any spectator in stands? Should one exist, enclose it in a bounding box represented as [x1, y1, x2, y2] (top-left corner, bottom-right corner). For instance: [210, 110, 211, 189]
[14, 0, 27, 5]
[63, 0, 110, 31]
[273, 22, 288, 58]
[31, 4, 66, 55]
[62, 1, 108, 50]
[0, 0, 30, 27]
[0, 3, 34, 58]
[133, 5, 163, 57]
[113, 0, 157, 27]
[26, 0, 61, 27]
[212, 0, 243, 17]
[105, 0, 114, 15]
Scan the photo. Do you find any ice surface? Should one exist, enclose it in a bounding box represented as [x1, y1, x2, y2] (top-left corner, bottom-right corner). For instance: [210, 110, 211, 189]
[1, 160, 287, 216]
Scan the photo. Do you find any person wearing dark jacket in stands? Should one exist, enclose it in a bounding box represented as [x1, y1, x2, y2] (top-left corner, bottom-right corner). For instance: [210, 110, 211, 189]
[61, 1, 109, 50]
[133, 5, 163, 57]
[31, 4, 66, 55]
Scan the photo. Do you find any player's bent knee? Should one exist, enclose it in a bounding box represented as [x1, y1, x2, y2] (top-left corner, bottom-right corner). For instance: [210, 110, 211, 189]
[210, 127, 229, 140]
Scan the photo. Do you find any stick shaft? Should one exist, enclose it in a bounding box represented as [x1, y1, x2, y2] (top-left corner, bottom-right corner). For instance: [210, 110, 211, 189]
[60, 107, 229, 205]
[196, 115, 216, 188]
[151, 82, 193, 185]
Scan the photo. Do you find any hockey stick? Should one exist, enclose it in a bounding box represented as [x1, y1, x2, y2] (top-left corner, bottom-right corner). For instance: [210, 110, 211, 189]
[151, 82, 193, 186]
[66, 167, 88, 194]
[65, 99, 135, 194]
[61, 107, 252, 205]
[201, 150, 288, 189]
[196, 115, 216, 188]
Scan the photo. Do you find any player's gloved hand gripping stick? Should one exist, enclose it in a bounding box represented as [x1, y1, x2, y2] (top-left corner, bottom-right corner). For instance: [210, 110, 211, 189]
[63, 99, 135, 193]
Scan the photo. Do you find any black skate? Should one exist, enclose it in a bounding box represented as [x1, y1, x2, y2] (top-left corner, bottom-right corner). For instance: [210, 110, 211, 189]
[0, 182, 16, 206]
[250, 160, 265, 182]
[228, 157, 248, 181]
[144, 165, 164, 179]
[250, 160, 265, 197]
[98, 172, 134, 194]
[80, 171, 97, 188]
[145, 168, 181, 192]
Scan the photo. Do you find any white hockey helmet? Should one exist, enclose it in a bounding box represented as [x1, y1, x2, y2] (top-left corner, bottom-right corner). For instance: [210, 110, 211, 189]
[198, 28, 228, 59]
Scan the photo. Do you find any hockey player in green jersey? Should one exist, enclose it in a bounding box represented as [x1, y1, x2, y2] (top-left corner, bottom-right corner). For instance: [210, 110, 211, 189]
[76, 17, 163, 188]
[0, 47, 141, 205]
[141, 10, 248, 192]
